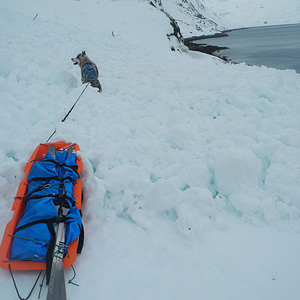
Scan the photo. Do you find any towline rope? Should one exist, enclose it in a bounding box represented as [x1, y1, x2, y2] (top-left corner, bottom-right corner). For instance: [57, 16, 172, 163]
[9, 264, 43, 300]
[46, 82, 90, 143]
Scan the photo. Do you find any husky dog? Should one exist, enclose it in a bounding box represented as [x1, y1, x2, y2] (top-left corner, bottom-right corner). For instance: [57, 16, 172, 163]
[71, 51, 102, 92]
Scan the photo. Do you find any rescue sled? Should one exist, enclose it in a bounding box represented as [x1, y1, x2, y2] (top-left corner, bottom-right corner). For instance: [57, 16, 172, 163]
[0, 142, 83, 272]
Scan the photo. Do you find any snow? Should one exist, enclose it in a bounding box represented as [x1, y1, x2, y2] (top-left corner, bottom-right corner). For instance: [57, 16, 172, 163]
[0, 0, 300, 299]
[202, 0, 300, 29]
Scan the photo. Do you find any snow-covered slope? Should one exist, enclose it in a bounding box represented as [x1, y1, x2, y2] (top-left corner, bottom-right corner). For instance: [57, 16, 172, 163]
[150, 0, 225, 36]
[0, 1, 300, 300]
[203, 0, 300, 29]
[150, 0, 300, 36]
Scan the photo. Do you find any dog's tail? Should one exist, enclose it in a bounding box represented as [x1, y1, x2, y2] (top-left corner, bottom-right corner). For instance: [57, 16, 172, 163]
[91, 80, 102, 93]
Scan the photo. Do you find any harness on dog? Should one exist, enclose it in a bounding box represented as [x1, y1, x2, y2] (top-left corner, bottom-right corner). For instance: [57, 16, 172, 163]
[83, 64, 97, 82]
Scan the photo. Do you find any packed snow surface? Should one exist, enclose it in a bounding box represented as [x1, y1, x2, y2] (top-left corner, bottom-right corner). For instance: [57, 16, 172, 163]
[0, 0, 300, 299]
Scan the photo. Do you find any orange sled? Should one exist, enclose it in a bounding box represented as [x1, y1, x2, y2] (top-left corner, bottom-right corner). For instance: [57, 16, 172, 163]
[0, 142, 83, 271]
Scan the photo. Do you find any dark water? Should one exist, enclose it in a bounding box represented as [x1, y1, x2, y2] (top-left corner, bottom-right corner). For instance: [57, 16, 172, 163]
[193, 24, 300, 73]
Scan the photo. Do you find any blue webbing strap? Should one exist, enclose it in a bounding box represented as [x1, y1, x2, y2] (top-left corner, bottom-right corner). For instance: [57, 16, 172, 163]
[83, 64, 97, 81]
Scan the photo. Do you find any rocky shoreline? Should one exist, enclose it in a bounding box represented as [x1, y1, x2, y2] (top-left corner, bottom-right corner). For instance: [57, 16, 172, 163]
[183, 33, 230, 61]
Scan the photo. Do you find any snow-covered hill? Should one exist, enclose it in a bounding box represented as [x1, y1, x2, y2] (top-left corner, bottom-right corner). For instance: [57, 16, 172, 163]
[0, 1, 300, 300]
[203, 0, 300, 29]
[150, 0, 300, 36]
[150, 0, 225, 36]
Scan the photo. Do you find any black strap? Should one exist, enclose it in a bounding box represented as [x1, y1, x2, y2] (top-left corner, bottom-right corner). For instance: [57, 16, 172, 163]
[46, 222, 56, 284]
[28, 175, 73, 183]
[42, 159, 79, 175]
[25, 193, 75, 207]
[77, 223, 84, 254]
[12, 216, 71, 285]
[23, 179, 54, 201]
[23, 175, 74, 203]
[14, 216, 71, 234]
